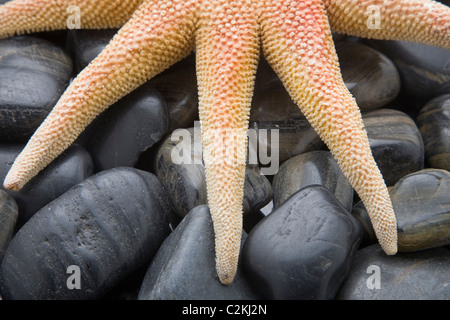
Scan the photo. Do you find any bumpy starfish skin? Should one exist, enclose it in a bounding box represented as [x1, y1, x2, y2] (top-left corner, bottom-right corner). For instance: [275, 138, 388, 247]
[0, 0, 143, 36]
[1, 0, 449, 285]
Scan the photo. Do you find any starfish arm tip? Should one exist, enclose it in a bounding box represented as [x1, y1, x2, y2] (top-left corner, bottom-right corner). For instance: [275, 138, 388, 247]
[381, 242, 398, 256]
[377, 219, 398, 255]
[3, 173, 23, 192]
[216, 266, 236, 286]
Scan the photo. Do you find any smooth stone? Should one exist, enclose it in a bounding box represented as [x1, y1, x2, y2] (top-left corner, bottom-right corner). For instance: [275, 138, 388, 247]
[250, 58, 325, 166]
[148, 54, 199, 132]
[101, 265, 149, 300]
[337, 245, 450, 300]
[67, 30, 198, 133]
[155, 127, 273, 217]
[66, 29, 118, 72]
[0, 167, 172, 300]
[0, 190, 18, 261]
[243, 209, 267, 234]
[272, 150, 353, 211]
[336, 41, 400, 111]
[366, 40, 450, 101]
[363, 108, 424, 186]
[390, 169, 450, 252]
[0, 144, 94, 225]
[351, 169, 450, 251]
[351, 201, 377, 249]
[243, 186, 362, 300]
[249, 88, 326, 165]
[138, 205, 262, 300]
[243, 166, 274, 217]
[0, 36, 73, 142]
[416, 94, 450, 170]
[77, 82, 168, 172]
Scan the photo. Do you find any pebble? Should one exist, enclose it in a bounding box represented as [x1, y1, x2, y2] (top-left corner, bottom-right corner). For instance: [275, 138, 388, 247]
[351, 201, 378, 249]
[0, 191, 18, 261]
[416, 94, 450, 171]
[366, 40, 450, 101]
[67, 29, 198, 133]
[76, 82, 168, 172]
[148, 54, 199, 132]
[337, 245, 450, 300]
[249, 88, 326, 166]
[0, 167, 172, 299]
[352, 169, 450, 252]
[272, 150, 353, 211]
[250, 60, 326, 165]
[363, 108, 424, 186]
[390, 169, 450, 252]
[0, 36, 73, 142]
[0, 144, 94, 225]
[66, 29, 118, 72]
[138, 205, 262, 300]
[335, 40, 401, 111]
[242, 185, 362, 300]
[249, 42, 401, 166]
[154, 127, 272, 217]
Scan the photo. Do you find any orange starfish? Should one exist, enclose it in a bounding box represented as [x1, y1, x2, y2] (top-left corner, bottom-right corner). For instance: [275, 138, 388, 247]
[1, 0, 449, 285]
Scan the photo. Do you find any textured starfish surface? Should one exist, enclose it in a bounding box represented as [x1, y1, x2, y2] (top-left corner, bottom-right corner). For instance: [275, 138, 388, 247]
[1, 0, 449, 285]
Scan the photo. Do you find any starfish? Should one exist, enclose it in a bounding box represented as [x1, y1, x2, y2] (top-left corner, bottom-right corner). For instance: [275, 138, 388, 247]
[1, 0, 449, 286]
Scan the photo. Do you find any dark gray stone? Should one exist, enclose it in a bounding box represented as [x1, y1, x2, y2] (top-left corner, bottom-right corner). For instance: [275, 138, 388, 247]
[138, 205, 262, 300]
[249, 87, 326, 166]
[243, 186, 362, 300]
[336, 40, 400, 111]
[147, 54, 199, 133]
[0, 36, 73, 142]
[0, 190, 18, 262]
[66, 29, 118, 73]
[351, 201, 378, 249]
[66, 30, 198, 133]
[352, 169, 450, 252]
[272, 150, 353, 211]
[417, 94, 450, 171]
[390, 169, 450, 252]
[337, 245, 450, 300]
[363, 108, 424, 186]
[77, 82, 168, 172]
[155, 127, 272, 217]
[0, 144, 94, 225]
[0, 167, 172, 300]
[366, 40, 450, 101]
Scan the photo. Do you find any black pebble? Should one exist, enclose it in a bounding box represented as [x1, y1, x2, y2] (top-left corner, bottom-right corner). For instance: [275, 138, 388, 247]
[0, 144, 94, 225]
[0, 167, 172, 300]
[77, 82, 169, 172]
[138, 205, 262, 300]
[243, 185, 362, 300]
[0, 36, 72, 142]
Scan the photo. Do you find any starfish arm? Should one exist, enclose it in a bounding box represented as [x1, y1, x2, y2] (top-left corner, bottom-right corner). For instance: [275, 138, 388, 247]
[4, 0, 197, 191]
[324, 0, 450, 49]
[261, 0, 397, 254]
[196, 0, 260, 285]
[0, 0, 145, 38]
